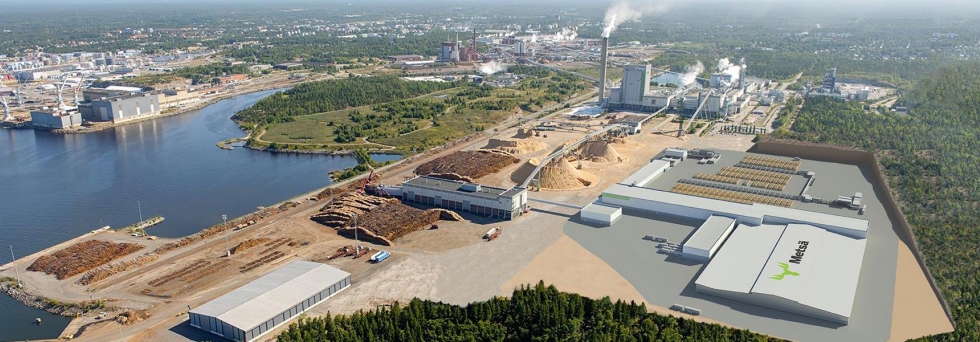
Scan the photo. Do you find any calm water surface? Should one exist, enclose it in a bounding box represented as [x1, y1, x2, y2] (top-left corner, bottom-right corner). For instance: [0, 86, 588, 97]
[0, 89, 399, 340]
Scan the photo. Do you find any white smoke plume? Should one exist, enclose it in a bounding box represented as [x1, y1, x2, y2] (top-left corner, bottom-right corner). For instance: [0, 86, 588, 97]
[602, 0, 672, 38]
[679, 61, 704, 86]
[530, 34, 538, 43]
[554, 28, 578, 42]
[716, 58, 742, 82]
[479, 61, 507, 75]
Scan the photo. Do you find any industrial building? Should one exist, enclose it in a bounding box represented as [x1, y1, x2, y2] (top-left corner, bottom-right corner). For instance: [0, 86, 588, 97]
[581, 149, 872, 324]
[681, 215, 736, 261]
[189, 261, 351, 342]
[695, 223, 867, 324]
[401, 175, 528, 220]
[30, 108, 82, 129]
[78, 92, 161, 123]
[579, 202, 623, 226]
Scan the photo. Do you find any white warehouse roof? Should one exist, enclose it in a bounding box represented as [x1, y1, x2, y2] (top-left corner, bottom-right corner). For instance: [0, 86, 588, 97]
[601, 184, 869, 238]
[682, 215, 736, 257]
[191, 260, 350, 331]
[696, 223, 867, 322]
[619, 160, 671, 187]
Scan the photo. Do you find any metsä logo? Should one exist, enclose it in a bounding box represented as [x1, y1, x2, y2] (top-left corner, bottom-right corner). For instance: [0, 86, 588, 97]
[770, 262, 800, 280]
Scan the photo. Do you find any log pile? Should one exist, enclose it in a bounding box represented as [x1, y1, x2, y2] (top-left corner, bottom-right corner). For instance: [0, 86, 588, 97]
[312, 193, 463, 246]
[77, 253, 160, 286]
[414, 150, 519, 180]
[28, 240, 144, 280]
[231, 238, 272, 255]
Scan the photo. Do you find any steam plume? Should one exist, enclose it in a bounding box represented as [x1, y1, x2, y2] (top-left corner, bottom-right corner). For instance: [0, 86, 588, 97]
[602, 0, 672, 38]
[480, 61, 507, 75]
[716, 58, 742, 83]
[679, 61, 704, 86]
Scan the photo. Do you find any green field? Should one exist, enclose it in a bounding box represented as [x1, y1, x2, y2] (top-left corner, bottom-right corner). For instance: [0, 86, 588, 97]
[255, 71, 590, 153]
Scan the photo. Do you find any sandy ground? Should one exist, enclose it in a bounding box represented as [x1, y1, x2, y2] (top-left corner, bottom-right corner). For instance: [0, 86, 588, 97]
[498, 234, 732, 327]
[888, 241, 954, 341]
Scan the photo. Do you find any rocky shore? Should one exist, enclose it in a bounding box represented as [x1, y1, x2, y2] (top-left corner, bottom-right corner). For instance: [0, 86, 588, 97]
[1, 283, 95, 317]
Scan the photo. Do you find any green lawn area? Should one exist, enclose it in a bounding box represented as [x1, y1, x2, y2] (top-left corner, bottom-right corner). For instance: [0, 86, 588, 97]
[568, 66, 624, 81]
[256, 73, 590, 152]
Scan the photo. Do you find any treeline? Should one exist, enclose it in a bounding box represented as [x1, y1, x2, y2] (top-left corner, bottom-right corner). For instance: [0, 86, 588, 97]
[278, 282, 780, 342]
[233, 76, 458, 124]
[775, 61, 980, 340]
[224, 34, 447, 64]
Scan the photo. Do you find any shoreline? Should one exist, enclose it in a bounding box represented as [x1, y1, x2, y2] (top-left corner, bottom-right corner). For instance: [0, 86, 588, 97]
[49, 83, 297, 135]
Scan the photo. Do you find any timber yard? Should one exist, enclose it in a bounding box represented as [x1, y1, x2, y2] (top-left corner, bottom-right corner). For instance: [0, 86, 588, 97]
[0, 17, 953, 342]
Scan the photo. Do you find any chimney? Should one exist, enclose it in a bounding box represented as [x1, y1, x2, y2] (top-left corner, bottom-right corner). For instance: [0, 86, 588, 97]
[598, 37, 609, 107]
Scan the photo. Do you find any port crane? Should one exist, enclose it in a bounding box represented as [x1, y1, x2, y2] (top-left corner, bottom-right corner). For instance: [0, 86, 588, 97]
[1, 96, 11, 121]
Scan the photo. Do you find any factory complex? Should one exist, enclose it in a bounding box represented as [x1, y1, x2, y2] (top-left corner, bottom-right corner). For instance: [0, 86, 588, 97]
[579, 148, 875, 325]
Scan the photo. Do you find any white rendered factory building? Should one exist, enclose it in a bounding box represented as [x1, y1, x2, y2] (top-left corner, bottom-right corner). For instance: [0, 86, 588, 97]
[581, 148, 870, 324]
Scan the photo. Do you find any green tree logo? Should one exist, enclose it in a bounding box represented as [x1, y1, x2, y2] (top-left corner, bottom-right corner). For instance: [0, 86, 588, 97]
[769, 262, 800, 280]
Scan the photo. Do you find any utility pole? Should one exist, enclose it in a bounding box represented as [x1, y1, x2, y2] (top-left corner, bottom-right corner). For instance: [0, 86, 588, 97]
[222, 215, 230, 257]
[9, 245, 21, 288]
[353, 214, 358, 243]
[136, 201, 144, 236]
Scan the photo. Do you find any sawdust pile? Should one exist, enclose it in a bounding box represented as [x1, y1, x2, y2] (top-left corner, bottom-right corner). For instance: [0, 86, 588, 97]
[311, 193, 463, 246]
[510, 157, 540, 184]
[512, 128, 535, 139]
[539, 158, 599, 190]
[580, 140, 625, 163]
[609, 137, 627, 144]
[28, 240, 144, 280]
[483, 138, 546, 155]
[415, 150, 519, 180]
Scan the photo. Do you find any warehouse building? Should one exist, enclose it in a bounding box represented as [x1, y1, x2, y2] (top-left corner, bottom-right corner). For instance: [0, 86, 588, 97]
[695, 223, 867, 324]
[681, 215, 736, 261]
[579, 202, 623, 226]
[30, 108, 82, 130]
[189, 261, 351, 342]
[599, 183, 868, 239]
[79, 92, 161, 123]
[401, 175, 528, 220]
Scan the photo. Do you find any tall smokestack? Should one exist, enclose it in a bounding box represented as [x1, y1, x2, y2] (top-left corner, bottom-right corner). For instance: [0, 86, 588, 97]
[598, 37, 609, 107]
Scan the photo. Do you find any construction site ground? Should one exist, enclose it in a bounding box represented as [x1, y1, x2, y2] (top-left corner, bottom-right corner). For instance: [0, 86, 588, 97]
[0, 105, 947, 341]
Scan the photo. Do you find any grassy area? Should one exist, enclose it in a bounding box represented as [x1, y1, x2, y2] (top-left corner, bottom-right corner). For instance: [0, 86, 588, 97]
[257, 72, 590, 153]
[568, 66, 624, 81]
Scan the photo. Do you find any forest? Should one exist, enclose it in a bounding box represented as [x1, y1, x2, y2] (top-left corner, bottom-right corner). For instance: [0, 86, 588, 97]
[278, 282, 780, 342]
[774, 61, 980, 340]
[232, 76, 458, 125]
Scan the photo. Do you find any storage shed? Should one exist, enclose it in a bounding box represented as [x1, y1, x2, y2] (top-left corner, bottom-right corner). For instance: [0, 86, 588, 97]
[189, 261, 351, 342]
[579, 202, 623, 226]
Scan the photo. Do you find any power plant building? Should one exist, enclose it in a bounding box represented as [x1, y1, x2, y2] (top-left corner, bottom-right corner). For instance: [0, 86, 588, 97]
[402, 175, 528, 220]
[189, 261, 351, 342]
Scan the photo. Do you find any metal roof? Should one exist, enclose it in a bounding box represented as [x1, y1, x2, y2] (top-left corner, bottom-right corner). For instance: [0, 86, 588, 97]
[619, 160, 671, 187]
[696, 223, 867, 319]
[191, 260, 350, 331]
[601, 184, 868, 238]
[404, 176, 516, 199]
[581, 202, 622, 216]
[695, 224, 786, 294]
[683, 215, 736, 252]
